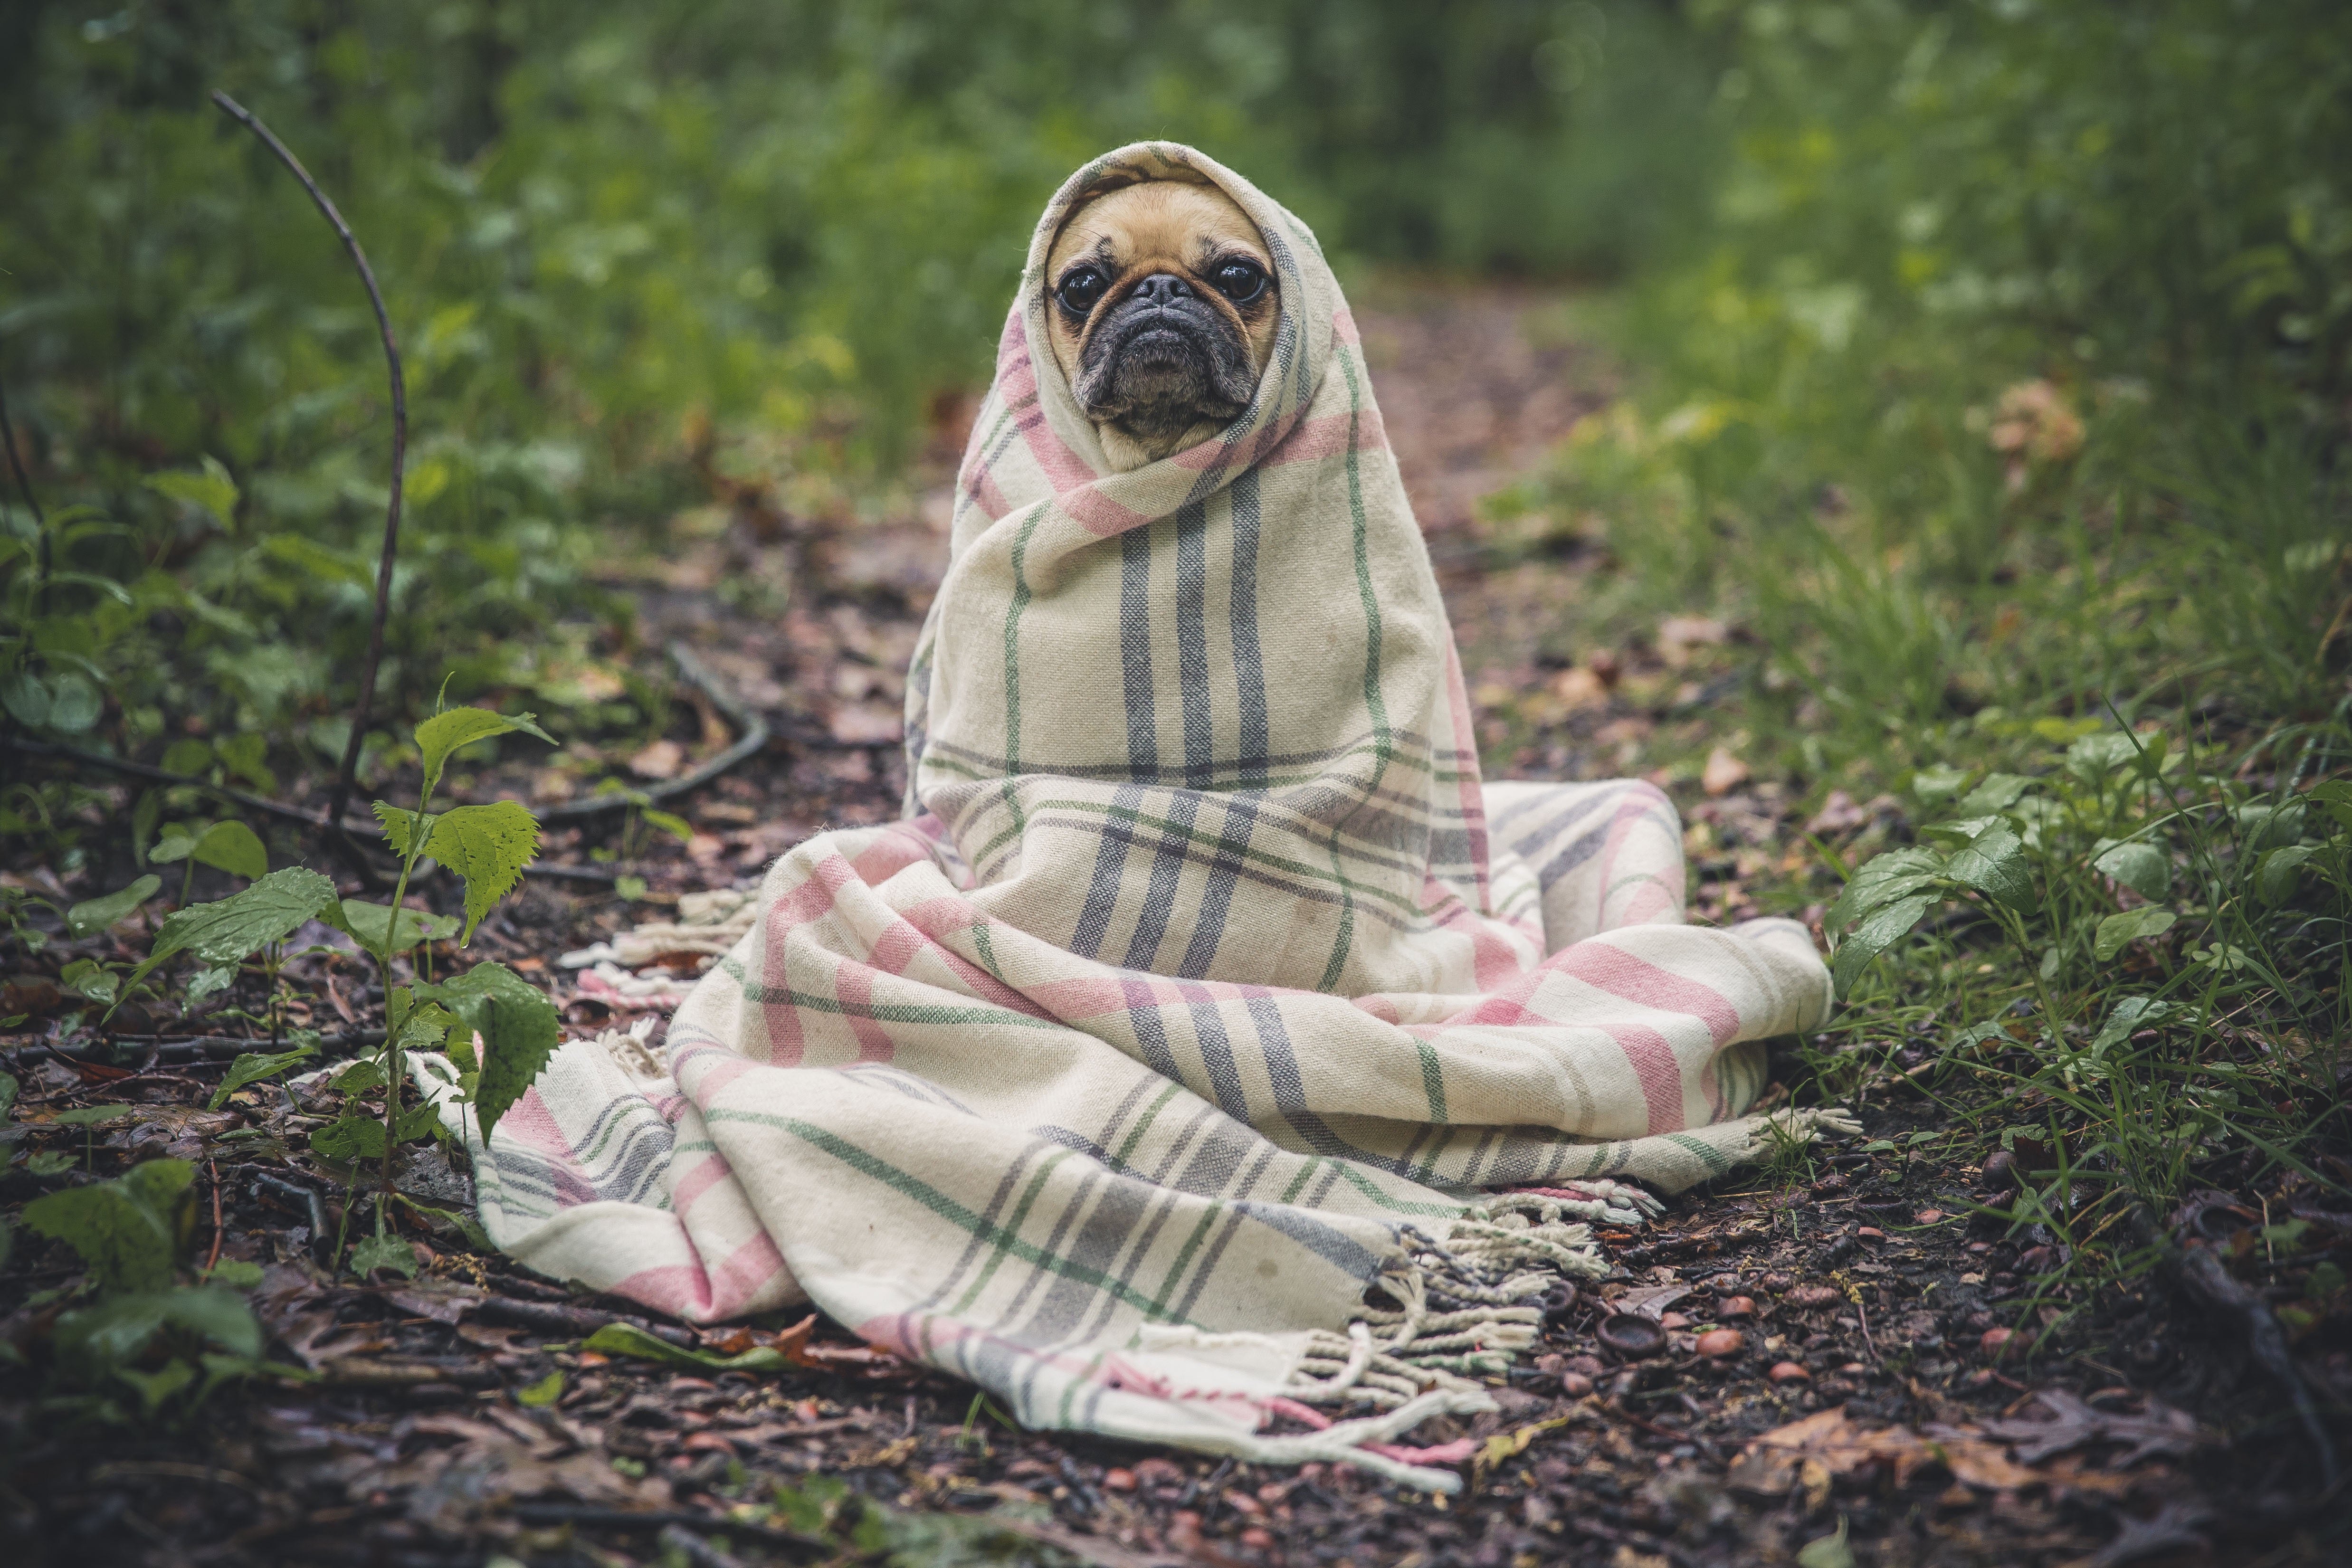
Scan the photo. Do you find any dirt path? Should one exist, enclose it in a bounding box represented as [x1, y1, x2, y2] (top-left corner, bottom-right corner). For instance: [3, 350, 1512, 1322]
[3, 285, 2330, 1568]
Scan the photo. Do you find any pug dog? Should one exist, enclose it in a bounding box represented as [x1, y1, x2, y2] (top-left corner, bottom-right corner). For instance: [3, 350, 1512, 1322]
[1044, 178, 1280, 471]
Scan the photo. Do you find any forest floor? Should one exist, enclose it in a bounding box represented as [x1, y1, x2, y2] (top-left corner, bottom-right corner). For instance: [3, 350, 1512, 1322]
[3, 281, 2346, 1568]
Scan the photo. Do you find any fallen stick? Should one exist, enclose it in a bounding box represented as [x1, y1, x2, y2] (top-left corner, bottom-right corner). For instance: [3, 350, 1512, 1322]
[474, 1293, 697, 1347]
[539, 643, 772, 822]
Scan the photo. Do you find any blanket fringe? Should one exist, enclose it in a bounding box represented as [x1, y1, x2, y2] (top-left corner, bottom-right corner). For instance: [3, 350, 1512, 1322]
[1214, 1386, 1500, 1493]
[1270, 1148, 1850, 1488]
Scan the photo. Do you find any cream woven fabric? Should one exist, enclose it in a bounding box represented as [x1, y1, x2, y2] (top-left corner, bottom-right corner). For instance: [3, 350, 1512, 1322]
[453, 144, 1837, 1488]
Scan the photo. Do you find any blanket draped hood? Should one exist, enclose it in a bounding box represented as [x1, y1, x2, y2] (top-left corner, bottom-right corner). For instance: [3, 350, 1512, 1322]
[457, 144, 1838, 1488]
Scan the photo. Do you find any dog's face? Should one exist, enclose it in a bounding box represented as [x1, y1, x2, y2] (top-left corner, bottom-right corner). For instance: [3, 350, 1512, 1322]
[1044, 179, 1279, 471]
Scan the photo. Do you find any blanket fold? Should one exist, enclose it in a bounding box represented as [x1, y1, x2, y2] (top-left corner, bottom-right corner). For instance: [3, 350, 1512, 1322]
[456, 143, 1837, 1490]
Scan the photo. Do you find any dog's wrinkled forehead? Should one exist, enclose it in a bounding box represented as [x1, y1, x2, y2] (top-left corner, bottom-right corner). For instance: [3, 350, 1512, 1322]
[1045, 178, 1268, 285]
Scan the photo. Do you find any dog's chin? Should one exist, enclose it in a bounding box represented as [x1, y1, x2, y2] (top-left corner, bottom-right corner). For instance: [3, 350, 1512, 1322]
[1077, 323, 1254, 469]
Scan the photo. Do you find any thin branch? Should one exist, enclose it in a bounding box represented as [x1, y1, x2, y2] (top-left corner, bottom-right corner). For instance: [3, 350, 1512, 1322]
[0, 375, 49, 596]
[538, 642, 772, 821]
[210, 90, 405, 836]
[0, 738, 615, 883]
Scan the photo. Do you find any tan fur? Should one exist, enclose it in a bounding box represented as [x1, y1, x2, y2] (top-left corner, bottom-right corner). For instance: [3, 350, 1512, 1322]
[1045, 180, 1279, 470]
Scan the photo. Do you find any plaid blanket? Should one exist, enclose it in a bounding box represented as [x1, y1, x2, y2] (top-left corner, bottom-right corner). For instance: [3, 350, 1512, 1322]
[456, 144, 1838, 1489]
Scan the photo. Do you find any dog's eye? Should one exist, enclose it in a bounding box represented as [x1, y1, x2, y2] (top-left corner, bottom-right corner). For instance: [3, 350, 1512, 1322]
[1056, 267, 1107, 315]
[1211, 259, 1268, 305]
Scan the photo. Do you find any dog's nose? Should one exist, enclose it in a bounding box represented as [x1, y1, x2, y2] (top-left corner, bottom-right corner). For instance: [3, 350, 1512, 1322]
[1128, 273, 1195, 308]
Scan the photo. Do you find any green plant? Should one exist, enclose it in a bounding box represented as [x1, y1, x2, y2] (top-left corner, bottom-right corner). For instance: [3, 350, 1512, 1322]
[16, 1158, 271, 1422]
[106, 695, 562, 1276]
[1818, 718, 2348, 1293]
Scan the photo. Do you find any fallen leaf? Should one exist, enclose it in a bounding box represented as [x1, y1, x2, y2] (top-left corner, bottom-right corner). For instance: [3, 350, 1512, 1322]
[1658, 616, 1730, 652]
[1728, 1405, 2044, 1497]
[628, 739, 685, 780]
[828, 702, 904, 746]
[1472, 1413, 1575, 1483]
[1806, 790, 1871, 835]
[1969, 1390, 2202, 1466]
[385, 1279, 483, 1325]
[1614, 1283, 1693, 1321]
[1702, 746, 1750, 797]
[1551, 666, 1610, 712]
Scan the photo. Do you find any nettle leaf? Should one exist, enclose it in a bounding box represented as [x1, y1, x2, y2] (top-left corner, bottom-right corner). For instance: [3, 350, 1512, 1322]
[350, 1232, 419, 1279]
[415, 706, 555, 799]
[422, 801, 542, 942]
[190, 820, 268, 881]
[1823, 846, 1943, 933]
[23, 1158, 195, 1294]
[128, 866, 340, 991]
[67, 875, 162, 938]
[393, 999, 457, 1056]
[421, 962, 559, 1143]
[2092, 840, 2170, 901]
[2094, 906, 2177, 962]
[311, 1113, 388, 1162]
[184, 965, 237, 1005]
[332, 1058, 388, 1094]
[1832, 893, 1935, 999]
[1921, 815, 2002, 844]
[374, 803, 434, 859]
[642, 808, 695, 845]
[207, 1045, 320, 1110]
[328, 898, 460, 955]
[1945, 823, 2038, 912]
[1958, 772, 2034, 814]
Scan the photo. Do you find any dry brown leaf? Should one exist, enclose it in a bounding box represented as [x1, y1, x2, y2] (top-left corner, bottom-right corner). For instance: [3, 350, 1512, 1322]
[1729, 1405, 2045, 1497]
[828, 702, 904, 745]
[1702, 746, 1750, 797]
[1551, 666, 1610, 712]
[628, 738, 685, 780]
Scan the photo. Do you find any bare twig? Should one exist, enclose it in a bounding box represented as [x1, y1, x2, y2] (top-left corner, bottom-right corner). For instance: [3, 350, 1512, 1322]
[209, 90, 405, 836]
[538, 643, 772, 821]
[0, 738, 614, 882]
[0, 375, 48, 593]
[205, 1158, 226, 1274]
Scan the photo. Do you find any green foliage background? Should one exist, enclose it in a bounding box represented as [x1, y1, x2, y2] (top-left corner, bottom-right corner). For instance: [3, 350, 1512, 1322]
[1, 0, 2345, 789]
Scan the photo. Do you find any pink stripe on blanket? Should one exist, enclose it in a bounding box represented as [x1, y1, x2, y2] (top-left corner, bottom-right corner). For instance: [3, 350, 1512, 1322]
[1548, 942, 1741, 1045]
[1332, 306, 1361, 346]
[1593, 786, 1680, 924]
[831, 960, 895, 1063]
[667, 1147, 738, 1215]
[612, 1226, 789, 1322]
[494, 1085, 574, 1158]
[1061, 483, 1153, 538]
[1605, 1020, 1689, 1133]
